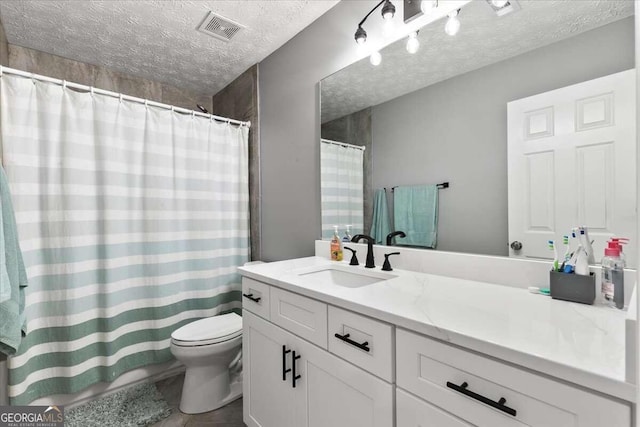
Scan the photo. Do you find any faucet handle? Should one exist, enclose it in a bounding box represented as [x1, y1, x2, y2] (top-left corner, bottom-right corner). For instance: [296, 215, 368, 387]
[344, 247, 359, 266]
[382, 252, 400, 271]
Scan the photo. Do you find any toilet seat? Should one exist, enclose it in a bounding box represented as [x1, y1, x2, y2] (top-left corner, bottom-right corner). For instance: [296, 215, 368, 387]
[171, 313, 242, 347]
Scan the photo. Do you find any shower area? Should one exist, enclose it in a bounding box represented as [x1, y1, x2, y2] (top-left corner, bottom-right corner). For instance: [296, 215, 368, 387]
[0, 66, 252, 406]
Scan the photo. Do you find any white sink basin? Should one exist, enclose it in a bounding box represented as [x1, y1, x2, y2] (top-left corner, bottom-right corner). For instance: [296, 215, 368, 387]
[296, 265, 396, 288]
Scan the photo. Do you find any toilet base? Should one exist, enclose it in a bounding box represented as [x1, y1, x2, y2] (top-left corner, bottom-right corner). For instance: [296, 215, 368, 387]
[179, 366, 243, 414]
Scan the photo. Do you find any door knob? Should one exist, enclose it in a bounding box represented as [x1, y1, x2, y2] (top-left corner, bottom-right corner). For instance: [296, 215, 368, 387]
[510, 241, 523, 251]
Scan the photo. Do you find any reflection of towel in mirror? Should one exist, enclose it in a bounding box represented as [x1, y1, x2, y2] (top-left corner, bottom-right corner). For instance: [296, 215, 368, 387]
[0, 166, 28, 356]
[393, 185, 438, 248]
[370, 189, 390, 245]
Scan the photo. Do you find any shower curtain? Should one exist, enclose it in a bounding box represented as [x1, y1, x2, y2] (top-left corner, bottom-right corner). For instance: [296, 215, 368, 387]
[320, 140, 364, 239]
[0, 74, 249, 404]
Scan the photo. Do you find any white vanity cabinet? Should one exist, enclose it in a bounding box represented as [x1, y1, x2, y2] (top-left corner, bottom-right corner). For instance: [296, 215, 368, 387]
[241, 275, 632, 427]
[243, 306, 393, 427]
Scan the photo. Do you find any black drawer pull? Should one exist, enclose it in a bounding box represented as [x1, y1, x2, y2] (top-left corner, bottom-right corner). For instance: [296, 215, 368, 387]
[292, 351, 301, 388]
[334, 333, 370, 352]
[446, 381, 517, 417]
[242, 293, 261, 303]
[282, 345, 291, 381]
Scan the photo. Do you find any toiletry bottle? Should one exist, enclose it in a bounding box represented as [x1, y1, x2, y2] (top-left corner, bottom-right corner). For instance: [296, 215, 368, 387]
[342, 225, 352, 244]
[601, 241, 624, 309]
[610, 238, 629, 266]
[331, 226, 343, 261]
[574, 247, 589, 276]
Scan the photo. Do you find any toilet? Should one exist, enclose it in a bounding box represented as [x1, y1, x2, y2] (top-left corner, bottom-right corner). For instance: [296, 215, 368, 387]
[170, 312, 243, 414]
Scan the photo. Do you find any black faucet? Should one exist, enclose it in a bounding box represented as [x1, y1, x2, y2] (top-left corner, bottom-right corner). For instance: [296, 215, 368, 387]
[351, 234, 375, 268]
[386, 231, 406, 246]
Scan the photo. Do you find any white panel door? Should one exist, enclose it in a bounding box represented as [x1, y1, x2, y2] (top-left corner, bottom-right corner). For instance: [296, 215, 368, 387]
[508, 69, 636, 266]
[243, 310, 298, 427]
[293, 327, 394, 427]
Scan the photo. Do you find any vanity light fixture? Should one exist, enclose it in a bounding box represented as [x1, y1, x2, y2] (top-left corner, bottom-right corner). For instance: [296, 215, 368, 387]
[370, 51, 382, 66]
[353, 0, 396, 45]
[420, 0, 438, 14]
[444, 9, 461, 36]
[406, 31, 419, 54]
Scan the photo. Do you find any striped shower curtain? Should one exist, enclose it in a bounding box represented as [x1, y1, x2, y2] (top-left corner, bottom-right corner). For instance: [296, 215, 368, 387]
[320, 140, 364, 239]
[0, 74, 249, 404]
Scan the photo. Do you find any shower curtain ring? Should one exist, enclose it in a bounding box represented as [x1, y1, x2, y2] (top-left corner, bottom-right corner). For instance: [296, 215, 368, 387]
[62, 80, 67, 89]
[119, 94, 123, 103]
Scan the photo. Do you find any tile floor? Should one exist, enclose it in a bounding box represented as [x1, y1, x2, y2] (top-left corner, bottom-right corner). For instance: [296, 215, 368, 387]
[152, 374, 245, 427]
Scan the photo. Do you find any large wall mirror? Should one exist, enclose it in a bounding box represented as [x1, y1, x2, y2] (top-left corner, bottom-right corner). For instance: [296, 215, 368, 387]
[320, 0, 637, 267]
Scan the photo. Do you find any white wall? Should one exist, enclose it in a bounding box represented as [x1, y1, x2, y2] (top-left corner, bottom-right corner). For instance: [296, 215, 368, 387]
[372, 17, 634, 256]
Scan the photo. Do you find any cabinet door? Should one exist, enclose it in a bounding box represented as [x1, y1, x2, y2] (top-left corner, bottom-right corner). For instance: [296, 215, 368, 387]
[292, 332, 394, 427]
[397, 389, 473, 427]
[243, 310, 298, 427]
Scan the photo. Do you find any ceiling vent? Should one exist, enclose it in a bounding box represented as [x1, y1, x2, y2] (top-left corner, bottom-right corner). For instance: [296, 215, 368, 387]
[485, 0, 521, 17]
[197, 12, 245, 42]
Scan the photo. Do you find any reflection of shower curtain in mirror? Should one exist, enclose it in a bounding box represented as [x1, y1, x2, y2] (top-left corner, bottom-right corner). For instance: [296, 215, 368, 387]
[320, 140, 364, 239]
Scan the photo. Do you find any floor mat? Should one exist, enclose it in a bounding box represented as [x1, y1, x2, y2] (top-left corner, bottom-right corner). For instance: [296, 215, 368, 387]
[66, 383, 172, 427]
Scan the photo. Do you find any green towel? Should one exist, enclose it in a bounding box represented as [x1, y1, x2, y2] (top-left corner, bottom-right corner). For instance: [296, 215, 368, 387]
[0, 166, 28, 356]
[369, 189, 390, 245]
[393, 185, 438, 248]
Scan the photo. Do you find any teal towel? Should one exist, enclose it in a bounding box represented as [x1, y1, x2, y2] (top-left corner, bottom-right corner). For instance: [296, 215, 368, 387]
[0, 166, 28, 356]
[369, 189, 390, 245]
[393, 185, 438, 248]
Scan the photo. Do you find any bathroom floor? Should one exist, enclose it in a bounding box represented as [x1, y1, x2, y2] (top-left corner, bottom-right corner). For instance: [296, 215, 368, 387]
[152, 374, 245, 427]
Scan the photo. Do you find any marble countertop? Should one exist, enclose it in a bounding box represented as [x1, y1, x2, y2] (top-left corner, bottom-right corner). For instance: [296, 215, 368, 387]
[238, 256, 636, 402]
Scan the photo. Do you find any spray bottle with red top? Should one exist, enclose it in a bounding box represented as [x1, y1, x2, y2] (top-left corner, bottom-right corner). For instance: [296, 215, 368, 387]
[601, 238, 627, 309]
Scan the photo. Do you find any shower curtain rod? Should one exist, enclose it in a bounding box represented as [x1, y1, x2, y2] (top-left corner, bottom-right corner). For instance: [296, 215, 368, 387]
[321, 138, 366, 151]
[0, 65, 251, 128]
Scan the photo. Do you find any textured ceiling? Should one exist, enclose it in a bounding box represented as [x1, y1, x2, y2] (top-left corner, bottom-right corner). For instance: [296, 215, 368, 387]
[0, 0, 339, 95]
[321, 0, 634, 123]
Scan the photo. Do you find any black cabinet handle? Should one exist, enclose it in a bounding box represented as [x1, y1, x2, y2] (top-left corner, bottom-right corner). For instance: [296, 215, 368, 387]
[282, 345, 291, 381]
[334, 333, 370, 352]
[446, 381, 517, 417]
[242, 293, 261, 303]
[292, 351, 301, 388]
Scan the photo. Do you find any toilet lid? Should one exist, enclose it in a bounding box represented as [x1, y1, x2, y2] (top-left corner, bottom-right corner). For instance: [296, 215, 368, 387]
[171, 313, 242, 346]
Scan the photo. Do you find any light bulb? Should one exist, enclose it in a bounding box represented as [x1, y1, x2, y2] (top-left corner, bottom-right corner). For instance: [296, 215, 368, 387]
[370, 51, 382, 66]
[355, 26, 367, 44]
[491, 0, 509, 7]
[381, 0, 396, 20]
[420, 0, 437, 14]
[445, 10, 460, 36]
[406, 32, 419, 54]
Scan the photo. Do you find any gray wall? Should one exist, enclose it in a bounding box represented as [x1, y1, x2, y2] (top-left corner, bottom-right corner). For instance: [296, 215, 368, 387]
[371, 17, 634, 256]
[7, 45, 212, 112]
[211, 65, 262, 261]
[321, 107, 373, 235]
[259, 1, 380, 261]
[0, 19, 8, 67]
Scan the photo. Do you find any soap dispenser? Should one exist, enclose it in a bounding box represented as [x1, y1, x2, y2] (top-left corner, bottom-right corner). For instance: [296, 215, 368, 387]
[330, 226, 343, 261]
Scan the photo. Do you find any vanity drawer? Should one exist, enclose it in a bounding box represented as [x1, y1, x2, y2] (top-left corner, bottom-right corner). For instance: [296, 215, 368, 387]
[397, 389, 473, 427]
[328, 305, 393, 382]
[242, 278, 270, 320]
[269, 287, 328, 349]
[396, 329, 631, 427]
